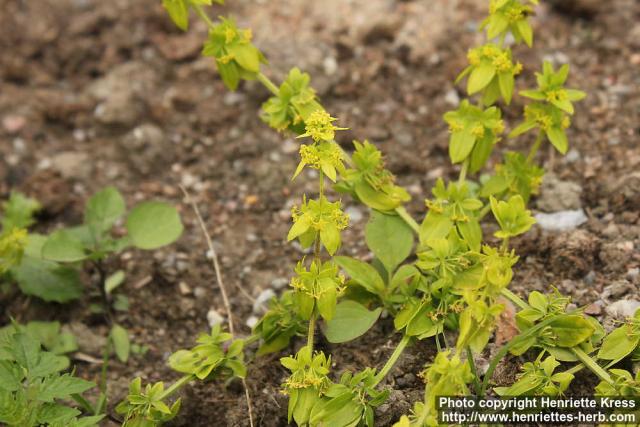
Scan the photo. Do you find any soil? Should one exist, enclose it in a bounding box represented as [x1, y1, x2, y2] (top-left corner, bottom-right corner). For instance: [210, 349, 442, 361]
[1, 0, 639, 426]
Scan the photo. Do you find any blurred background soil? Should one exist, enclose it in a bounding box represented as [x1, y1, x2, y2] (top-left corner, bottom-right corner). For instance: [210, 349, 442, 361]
[0, 0, 639, 425]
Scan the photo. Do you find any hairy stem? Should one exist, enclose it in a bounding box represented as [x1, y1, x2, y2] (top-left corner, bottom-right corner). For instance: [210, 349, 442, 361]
[526, 130, 544, 163]
[372, 335, 411, 387]
[458, 158, 470, 184]
[157, 374, 195, 401]
[500, 288, 528, 310]
[481, 314, 567, 396]
[192, 3, 215, 29]
[307, 311, 317, 351]
[395, 206, 421, 234]
[257, 72, 280, 96]
[572, 347, 613, 385]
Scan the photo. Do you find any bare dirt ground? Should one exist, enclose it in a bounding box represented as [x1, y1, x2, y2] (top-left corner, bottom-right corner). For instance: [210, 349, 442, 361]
[1, 0, 639, 425]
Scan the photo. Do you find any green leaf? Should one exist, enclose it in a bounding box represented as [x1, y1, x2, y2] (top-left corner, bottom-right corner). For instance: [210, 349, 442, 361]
[549, 315, 594, 348]
[324, 301, 382, 343]
[516, 19, 533, 47]
[467, 63, 496, 94]
[12, 256, 83, 303]
[420, 212, 452, 244]
[354, 181, 398, 211]
[597, 326, 640, 361]
[38, 374, 95, 402]
[546, 126, 568, 154]
[105, 270, 125, 295]
[162, 0, 189, 31]
[126, 202, 183, 250]
[320, 225, 341, 256]
[333, 256, 385, 296]
[85, 187, 125, 237]
[42, 230, 87, 262]
[365, 211, 413, 275]
[228, 44, 260, 73]
[498, 72, 514, 104]
[110, 324, 130, 363]
[449, 129, 476, 164]
[1, 192, 40, 230]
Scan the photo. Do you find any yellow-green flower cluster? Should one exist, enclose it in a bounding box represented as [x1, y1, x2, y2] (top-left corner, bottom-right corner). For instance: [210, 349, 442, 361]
[297, 110, 347, 143]
[443, 100, 504, 170]
[293, 141, 345, 182]
[288, 196, 349, 256]
[482, 0, 538, 46]
[289, 260, 345, 321]
[0, 227, 27, 274]
[261, 68, 324, 133]
[202, 17, 267, 90]
[458, 43, 522, 104]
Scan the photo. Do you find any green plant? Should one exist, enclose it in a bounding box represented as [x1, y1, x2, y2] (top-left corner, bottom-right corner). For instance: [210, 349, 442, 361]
[0, 328, 102, 427]
[116, 325, 247, 426]
[156, 1, 640, 426]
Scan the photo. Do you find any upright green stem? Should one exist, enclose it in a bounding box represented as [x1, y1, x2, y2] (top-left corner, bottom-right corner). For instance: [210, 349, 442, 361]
[526, 130, 544, 163]
[395, 206, 421, 234]
[458, 158, 470, 185]
[500, 236, 510, 253]
[467, 347, 482, 396]
[372, 335, 411, 387]
[307, 312, 316, 350]
[192, 3, 215, 29]
[257, 72, 280, 96]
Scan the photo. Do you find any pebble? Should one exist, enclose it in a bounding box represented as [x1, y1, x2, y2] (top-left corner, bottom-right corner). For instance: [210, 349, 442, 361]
[245, 315, 259, 329]
[193, 287, 207, 299]
[601, 280, 634, 300]
[444, 89, 460, 106]
[206, 309, 225, 327]
[323, 56, 338, 76]
[178, 281, 192, 295]
[2, 114, 26, 133]
[50, 151, 92, 180]
[270, 277, 289, 290]
[253, 289, 276, 314]
[535, 209, 588, 231]
[282, 139, 298, 154]
[565, 149, 581, 162]
[537, 174, 582, 212]
[345, 206, 363, 223]
[606, 300, 640, 319]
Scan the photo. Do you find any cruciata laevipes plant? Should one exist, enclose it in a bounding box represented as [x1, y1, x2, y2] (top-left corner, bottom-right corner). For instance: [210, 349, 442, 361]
[156, 0, 638, 425]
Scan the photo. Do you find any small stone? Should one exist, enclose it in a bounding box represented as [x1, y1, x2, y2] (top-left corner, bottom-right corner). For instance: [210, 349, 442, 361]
[584, 301, 603, 315]
[323, 56, 338, 76]
[601, 280, 634, 300]
[444, 89, 460, 106]
[178, 281, 191, 295]
[50, 151, 92, 180]
[193, 287, 207, 299]
[2, 115, 26, 133]
[245, 315, 259, 329]
[565, 149, 581, 163]
[606, 300, 640, 319]
[270, 277, 289, 290]
[537, 174, 582, 212]
[345, 206, 363, 223]
[253, 289, 276, 314]
[207, 309, 225, 327]
[282, 139, 298, 154]
[535, 209, 588, 231]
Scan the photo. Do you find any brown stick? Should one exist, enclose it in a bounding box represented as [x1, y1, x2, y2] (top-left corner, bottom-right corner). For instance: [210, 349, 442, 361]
[179, 185, 255, 427]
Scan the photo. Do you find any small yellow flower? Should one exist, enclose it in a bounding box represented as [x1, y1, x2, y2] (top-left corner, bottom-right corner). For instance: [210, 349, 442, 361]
[298, 110, 347, 142]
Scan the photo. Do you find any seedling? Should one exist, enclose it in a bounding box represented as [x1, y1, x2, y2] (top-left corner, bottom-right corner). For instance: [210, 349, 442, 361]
[0, 329, 102, 427]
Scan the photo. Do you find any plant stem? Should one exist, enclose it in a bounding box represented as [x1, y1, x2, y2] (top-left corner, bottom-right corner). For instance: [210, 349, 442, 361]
[157, 374, 195, 401]
[395, 206, 421, 234]
[71, 393, 95, 414]
[458, 158, 470, 185]
[500, 288, 528, 310]
[257, 72, 280, 96]
[179, 186, 255, 427]
[572, 347, 613, 385]
[526, 130, 544, 163]
[500, 236, 510, 253]
[192, 3, 215, 29]
[467, 347, 482, 396]
[372, 335, 411, 387]
[478, 203, 492, 220]
[95, 337, 111, 415]
[480, 314, 565, 396]
[307, 311, 316, 351]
